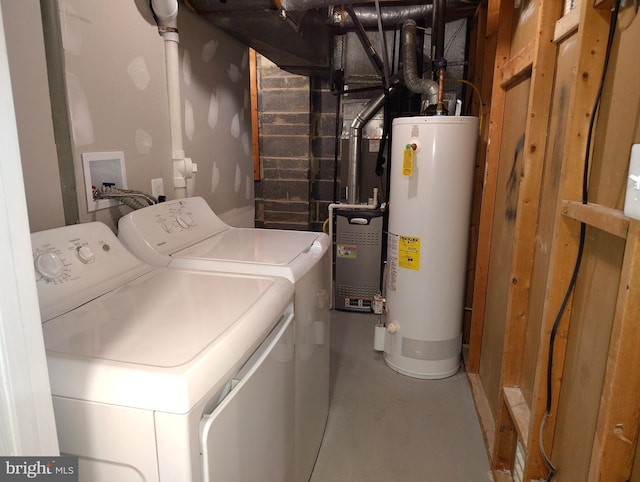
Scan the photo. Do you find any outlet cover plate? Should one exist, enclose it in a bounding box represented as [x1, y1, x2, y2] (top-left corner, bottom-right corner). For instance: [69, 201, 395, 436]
[624, 144, 640, 221]
[151, 178, 165, 199]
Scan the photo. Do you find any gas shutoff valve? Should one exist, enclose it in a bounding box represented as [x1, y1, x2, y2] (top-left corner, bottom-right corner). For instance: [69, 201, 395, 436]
[372, 293, 386, 315]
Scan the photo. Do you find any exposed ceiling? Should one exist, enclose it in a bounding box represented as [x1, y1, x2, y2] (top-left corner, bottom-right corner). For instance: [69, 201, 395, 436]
[183, 0, 482, 77]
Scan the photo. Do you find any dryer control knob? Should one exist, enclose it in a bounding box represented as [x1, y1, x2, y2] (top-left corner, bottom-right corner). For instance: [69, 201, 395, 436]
[175, 213, 193, 229]
[34, 252, 65, 280]
[76, 245, 95, 264]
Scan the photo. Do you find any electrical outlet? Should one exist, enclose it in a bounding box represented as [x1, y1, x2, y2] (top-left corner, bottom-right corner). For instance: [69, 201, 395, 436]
[624, 144, 640, 220]
[151, 178, 165, 199]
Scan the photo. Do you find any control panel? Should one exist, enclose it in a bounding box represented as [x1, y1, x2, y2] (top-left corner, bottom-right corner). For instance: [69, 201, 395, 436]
[118, 197, 229, 266]
[32, 222, 151, 322]
[33, 241, 101, 284]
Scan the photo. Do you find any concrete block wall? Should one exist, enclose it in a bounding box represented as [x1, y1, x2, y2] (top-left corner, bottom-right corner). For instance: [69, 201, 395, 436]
[310, 77, 339, 232]
[255, 55, 339, 232]
[255, 55, 311, 230]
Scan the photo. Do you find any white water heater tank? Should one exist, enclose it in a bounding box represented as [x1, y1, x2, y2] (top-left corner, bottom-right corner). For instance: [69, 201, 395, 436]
[385, 116, 478, 379]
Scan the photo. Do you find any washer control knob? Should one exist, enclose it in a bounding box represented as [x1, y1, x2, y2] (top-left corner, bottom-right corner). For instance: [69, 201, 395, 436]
[34, 252, 65, 280]
[76, 245, 95, 264]
[175, 213, 193, 229]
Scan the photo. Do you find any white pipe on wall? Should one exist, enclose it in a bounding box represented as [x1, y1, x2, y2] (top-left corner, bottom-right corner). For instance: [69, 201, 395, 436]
[151, 0, 196, 199]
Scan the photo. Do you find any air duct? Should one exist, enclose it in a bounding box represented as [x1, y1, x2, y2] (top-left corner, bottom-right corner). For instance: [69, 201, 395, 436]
[328, 4, 478, 29]
[347, 78, 400, 204]
[401, 19, 438, 105]
[187, 0, 481, 77]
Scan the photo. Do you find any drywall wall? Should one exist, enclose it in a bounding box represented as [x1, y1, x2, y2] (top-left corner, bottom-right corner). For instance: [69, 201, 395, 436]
[1, 0, 65, 231]
[11, 0, 254, 232]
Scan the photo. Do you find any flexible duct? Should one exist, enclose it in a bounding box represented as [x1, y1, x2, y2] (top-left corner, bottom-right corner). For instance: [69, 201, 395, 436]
[328, 4, 478, 29]
[402, 19, 438, 104]
[330, 5, 433, 28]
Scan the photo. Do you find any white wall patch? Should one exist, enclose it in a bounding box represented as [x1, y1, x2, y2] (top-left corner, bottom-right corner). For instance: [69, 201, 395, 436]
[184, 98, 195, 141]
[208, 92, 219, 129]
[60, 3, 88, 56]
[244, 89, 250, 110]
[182, 50, 192, 86]
[241, 131, 250, 156]
[135, 128, 153, 154]
[202, 39, 218, 62]
[227, 64, 241, 82]
[241, 50, 248, 70]
[127, 56, 150, 91]
[66, 72, 94, 146]
[245, 174, 251, 200]
[231, 113, 240, 138]
[235, 164, 242, 193]
[211, 161, 220, 192]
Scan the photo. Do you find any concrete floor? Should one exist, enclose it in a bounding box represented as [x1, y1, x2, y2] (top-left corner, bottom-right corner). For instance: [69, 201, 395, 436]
[310, 310, 492, 482]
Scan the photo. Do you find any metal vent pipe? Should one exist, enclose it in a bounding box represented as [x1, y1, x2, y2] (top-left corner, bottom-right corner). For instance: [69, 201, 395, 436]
[401, 19, 438, 103]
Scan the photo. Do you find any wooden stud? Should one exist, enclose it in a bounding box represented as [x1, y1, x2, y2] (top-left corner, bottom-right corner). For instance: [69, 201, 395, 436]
[561, 201, 630, 239]
[526, 0, 615, 477]
[588, 220, 640, 481]
[493, 390, 518, 472]
[467, 0, 511, 375]
[468, 373, 498, 458]
[553, 7, 580, 42]
[489, 0, 562, 475]
[504, 386, 531, 450]
[249, 48, 260, 181]
[499, 39, 535, 89]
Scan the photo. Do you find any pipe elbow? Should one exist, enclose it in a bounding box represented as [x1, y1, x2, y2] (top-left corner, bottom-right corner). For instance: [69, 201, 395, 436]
[402, 18, 438, 103]
[151, 0, 179, 30]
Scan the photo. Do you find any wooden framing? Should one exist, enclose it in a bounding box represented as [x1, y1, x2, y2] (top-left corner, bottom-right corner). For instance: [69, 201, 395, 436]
[465, 0, 640, 479]
[467, 0, 509, 375]
[588, 221, 640, 480]
[527, 2, 615, 477]
[561, 201, 630, 239]
[487, 0, 563, 476]
[249, 48, 260, 180]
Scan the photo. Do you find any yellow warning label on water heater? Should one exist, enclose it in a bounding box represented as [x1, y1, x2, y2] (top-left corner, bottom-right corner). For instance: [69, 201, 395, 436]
[402, 145, 414, 177]
[398, 235, 420, 270]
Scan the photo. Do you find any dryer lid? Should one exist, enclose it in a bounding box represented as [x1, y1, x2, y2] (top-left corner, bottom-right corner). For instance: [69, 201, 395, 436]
[175, 228, 319, 265]
[43, 269, 280, 366]
[42, 269, 294, 413]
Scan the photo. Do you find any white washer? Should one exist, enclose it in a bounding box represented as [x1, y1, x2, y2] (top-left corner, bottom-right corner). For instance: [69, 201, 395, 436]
[118, 197, 330, 482]
[32, 222, 296, 482]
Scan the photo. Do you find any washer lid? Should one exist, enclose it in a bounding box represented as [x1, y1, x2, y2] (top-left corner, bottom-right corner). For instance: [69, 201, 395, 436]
[176, 228, 320, 265]
[43, 269, 294, 413]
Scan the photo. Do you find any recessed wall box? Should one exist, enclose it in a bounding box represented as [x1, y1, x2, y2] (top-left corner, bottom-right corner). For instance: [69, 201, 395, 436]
[82, 151, 127, 212]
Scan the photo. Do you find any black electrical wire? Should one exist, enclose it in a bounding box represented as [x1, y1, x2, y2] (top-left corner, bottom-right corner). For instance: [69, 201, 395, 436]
[541, 1, 621, 480]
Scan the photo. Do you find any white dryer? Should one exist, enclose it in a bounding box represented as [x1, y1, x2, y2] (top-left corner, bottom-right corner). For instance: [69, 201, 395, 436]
[118, 197, 330, 482]
[32, 222, 296, 482]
